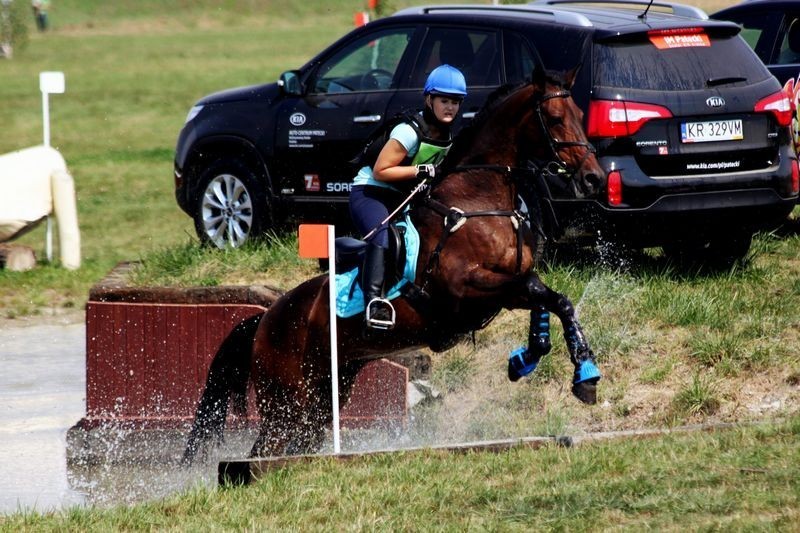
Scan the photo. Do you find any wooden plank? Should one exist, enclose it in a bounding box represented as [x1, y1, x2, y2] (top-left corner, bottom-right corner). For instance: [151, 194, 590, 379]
[219, 436, 557, 485]
[125, 303, 146, 416]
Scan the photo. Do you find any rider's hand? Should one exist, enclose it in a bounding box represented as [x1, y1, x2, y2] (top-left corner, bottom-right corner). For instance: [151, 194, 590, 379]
[415, 164, 437, 179]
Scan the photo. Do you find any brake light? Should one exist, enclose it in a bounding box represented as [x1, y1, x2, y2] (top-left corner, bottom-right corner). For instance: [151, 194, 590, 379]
[647, 27, 705, 36]
[754, 90, 793, 127]
[607, 170, 623, 206]
[587, 100, 673, 138]
[792, 159, 799, 195]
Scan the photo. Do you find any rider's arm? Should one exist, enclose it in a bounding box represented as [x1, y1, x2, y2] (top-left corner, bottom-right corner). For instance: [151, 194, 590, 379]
[372, 123, 420, 182]
[372, 139, 418, 182]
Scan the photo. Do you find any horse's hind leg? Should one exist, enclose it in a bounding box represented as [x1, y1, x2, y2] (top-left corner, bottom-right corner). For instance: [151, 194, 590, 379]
[249, 377, 330, 457]
[249, 380, 307, 457]
[525, 274, 600, 405]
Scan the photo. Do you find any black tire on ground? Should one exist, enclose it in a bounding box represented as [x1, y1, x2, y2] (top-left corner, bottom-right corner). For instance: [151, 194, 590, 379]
[525, 192, 553, 266]
[193, 158, 271, 249]
[662, 233, 753, 268]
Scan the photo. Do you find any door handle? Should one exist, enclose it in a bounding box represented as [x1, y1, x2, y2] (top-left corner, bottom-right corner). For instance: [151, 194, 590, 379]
[353, 114, 382, 123]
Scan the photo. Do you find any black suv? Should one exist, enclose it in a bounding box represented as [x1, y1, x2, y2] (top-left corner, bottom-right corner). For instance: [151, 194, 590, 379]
[174, 0, 799, 261]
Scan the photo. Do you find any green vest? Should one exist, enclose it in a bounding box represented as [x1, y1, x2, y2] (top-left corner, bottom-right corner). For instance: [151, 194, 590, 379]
[411, 138, 451, 167]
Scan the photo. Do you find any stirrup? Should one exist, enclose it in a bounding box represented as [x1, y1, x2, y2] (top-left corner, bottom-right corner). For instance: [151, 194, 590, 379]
[366, 297, 396, 330]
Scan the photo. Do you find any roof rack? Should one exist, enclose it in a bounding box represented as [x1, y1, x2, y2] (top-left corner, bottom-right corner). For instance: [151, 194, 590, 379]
[391, 4, 593, 27]
[529, 0, 708, 20]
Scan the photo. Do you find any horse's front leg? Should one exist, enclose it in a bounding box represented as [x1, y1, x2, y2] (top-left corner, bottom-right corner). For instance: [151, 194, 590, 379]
[514, 273, 601, 405]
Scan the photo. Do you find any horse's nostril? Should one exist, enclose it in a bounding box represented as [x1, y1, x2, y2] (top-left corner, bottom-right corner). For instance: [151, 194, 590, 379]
[584, 172, 601, 190]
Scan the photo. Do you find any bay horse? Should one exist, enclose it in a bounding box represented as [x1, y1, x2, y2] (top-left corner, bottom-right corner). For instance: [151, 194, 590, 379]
[184, 65, 605, 461]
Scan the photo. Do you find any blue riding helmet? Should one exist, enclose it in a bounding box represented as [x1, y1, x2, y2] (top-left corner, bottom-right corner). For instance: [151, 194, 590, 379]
[424, 64, 467, 98]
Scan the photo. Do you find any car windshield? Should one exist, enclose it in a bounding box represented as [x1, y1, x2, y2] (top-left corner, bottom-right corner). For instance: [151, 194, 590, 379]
[594, 33, 772, 91]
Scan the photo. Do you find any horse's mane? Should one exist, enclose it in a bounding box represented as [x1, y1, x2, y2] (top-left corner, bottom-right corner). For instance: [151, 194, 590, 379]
[443, 82, 527, 167]
[442, 70, 570, 169]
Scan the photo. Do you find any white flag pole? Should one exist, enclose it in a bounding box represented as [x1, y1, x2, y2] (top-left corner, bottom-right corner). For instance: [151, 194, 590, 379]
[327, 224, 341, 453]
[39, 71, 65, 263]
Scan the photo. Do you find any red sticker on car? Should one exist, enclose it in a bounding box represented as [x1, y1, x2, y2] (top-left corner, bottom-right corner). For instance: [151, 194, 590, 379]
[649, 33, 710, 49]
[304, 174, 320, 192]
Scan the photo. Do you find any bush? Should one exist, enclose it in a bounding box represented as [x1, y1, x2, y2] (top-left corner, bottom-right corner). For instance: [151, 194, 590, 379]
[0, 0, 29, 58]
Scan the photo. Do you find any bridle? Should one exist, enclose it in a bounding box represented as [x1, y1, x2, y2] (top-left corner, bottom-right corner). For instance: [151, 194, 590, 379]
[533, 89, 596, 181]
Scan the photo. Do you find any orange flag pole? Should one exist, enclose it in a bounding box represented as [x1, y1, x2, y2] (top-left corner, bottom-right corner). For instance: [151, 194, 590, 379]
[298, 224, 340, 453]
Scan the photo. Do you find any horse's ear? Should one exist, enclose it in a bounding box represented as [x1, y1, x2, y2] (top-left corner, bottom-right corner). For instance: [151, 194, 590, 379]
[531, 63, 546, 88]
[564, 64, 580, 89]
[565, 38, 591, 89]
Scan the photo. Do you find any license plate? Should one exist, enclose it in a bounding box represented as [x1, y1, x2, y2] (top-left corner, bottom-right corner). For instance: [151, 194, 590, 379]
[681, 119, 743, 143]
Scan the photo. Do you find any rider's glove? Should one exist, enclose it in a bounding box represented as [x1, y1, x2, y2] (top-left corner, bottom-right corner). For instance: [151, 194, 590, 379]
[415, 164, 437, 179]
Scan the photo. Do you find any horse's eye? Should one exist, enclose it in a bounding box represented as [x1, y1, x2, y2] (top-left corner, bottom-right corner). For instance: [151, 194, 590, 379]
[546, 117, 563, 128]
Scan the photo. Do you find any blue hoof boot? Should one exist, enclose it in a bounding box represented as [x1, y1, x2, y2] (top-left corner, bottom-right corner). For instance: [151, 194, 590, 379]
[508, 347, 539, 382]
[574, 359, 601, 384]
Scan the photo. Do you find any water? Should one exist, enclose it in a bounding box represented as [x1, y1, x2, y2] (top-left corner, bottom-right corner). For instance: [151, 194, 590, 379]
[0, 321, 86, 513]
[0, 320, 216, 515]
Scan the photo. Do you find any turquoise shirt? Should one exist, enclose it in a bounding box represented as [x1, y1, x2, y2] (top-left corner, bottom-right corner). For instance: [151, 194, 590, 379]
[353, 123, 419, 190]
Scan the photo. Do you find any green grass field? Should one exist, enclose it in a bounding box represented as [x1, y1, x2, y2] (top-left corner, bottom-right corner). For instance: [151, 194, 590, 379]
[2, 416, 798, 530]
[1, 0, 798, 527]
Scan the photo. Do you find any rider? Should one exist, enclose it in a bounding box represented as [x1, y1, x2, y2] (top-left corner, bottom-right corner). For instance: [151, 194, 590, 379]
[349, 64, 467, 330]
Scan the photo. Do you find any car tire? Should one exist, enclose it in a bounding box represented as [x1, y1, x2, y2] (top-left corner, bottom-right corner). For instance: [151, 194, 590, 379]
[524, 192, 553, 266]
[662, 233, 752, 268]
[193, 158, 271, 248]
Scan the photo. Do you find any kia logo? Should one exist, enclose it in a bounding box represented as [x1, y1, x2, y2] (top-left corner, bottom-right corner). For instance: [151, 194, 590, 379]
[706, 96, 725, 108]
[289, 112, 306, 126]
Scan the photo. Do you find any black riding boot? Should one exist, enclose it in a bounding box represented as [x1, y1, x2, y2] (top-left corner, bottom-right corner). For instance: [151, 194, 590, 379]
[362, 242, 395, 330]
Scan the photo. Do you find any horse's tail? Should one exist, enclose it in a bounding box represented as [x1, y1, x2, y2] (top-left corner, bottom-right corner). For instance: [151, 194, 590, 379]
[181, 312, 263, 465]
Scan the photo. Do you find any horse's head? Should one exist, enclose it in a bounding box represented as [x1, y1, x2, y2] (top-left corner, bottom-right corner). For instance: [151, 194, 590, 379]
[524, 66, 604, 198]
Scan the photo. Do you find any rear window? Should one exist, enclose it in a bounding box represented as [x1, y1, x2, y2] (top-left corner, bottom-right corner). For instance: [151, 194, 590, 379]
[594, 34, 772, 91]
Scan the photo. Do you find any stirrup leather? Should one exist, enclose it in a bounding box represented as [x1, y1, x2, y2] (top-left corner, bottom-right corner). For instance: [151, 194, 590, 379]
[366, 297, 396, 330]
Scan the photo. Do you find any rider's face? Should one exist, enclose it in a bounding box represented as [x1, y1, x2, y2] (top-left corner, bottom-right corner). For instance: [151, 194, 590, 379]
[427, 95, 462, 123]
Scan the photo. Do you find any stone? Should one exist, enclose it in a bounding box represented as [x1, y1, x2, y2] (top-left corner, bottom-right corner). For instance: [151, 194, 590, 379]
[0, 244, 36, 271]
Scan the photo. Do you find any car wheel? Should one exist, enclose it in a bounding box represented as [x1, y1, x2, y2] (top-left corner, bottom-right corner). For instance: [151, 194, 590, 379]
[524, 192, 553, 266]
[193, 158, 270, 248]
[662, 233, 752, 268]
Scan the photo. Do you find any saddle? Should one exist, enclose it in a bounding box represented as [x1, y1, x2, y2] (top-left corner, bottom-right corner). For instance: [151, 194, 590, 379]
[332, 217, 420, 319]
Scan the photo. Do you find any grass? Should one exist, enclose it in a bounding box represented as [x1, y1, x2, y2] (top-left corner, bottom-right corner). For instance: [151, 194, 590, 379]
[2, 415, 798, 530]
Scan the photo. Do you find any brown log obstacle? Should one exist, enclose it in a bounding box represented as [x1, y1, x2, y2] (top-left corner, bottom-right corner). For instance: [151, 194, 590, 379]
[67, 264, 418, 463]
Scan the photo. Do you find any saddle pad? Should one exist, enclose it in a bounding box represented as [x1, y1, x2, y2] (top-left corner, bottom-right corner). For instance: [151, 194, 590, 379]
[335, 216, 420, 318]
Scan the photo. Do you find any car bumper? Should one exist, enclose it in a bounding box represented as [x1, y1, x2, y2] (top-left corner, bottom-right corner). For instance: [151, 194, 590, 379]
[549, 188, 796, 246]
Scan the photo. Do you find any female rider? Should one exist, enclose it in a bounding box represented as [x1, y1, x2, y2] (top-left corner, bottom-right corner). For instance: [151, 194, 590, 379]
[349, 64, 467, 330]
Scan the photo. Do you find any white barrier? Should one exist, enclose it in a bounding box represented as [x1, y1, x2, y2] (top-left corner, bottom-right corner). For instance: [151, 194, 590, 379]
[0, 145, 81, 269]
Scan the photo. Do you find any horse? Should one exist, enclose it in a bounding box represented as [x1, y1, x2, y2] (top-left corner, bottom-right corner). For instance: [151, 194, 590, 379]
[183, 65, 605, 461]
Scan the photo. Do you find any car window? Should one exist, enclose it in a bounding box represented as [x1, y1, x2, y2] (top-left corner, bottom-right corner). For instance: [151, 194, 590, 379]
[715, 11, 783, 64]
[504, 31, 539, 84]
[777, 17, 800, 65]
[594, 34, 772, 91]
[410, 28, 501, 88]
[312, 27, 414, 94]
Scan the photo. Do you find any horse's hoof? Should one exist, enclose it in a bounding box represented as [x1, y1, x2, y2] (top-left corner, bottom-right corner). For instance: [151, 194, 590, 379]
[572, 381, 597, 404]
[572, 360, 600, 404]
[508, 346, 538, 382]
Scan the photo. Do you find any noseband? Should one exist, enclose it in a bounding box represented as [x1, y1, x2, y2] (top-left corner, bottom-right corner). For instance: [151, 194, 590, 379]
[534, 90, 596, 180]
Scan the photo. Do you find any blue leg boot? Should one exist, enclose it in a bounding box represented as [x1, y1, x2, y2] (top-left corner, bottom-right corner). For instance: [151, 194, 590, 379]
[508, 347, 539, 382]
[508, 308, 551, 382]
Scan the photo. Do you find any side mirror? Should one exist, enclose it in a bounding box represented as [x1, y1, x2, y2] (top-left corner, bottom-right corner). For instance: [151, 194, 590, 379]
[279, 70, 303, 96]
